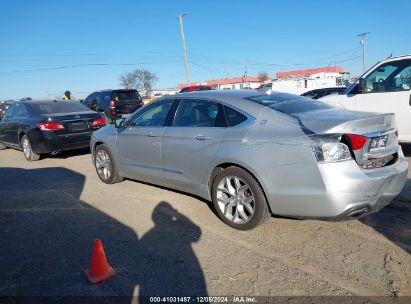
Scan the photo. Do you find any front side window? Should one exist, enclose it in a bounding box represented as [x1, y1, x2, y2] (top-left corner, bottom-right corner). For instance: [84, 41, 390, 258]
[364, 59, 411, 93]
[3, 105, 16, 118]
[172, 99, 226, 127]
[128, 101, 173, 127]
[84, 93, 93, 104]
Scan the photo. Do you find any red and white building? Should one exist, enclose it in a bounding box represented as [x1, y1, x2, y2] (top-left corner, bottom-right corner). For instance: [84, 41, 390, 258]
[178, 76, 264, 91]
[271, 66, 350, 95]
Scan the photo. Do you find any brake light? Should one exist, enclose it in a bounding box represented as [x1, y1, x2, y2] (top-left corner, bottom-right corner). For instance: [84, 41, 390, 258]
[344, 134, 367, 150]
[91, 117, 106, 127]
[109, 100, 115, 110]
[395, 130, 398, 137]
[37, 122, 65, 131]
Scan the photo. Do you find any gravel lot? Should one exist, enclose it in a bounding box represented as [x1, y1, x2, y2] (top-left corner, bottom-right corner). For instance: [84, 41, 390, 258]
[0, 145, 410, 301]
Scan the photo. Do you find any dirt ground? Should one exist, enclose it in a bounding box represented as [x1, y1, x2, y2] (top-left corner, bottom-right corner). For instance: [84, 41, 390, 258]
[0, 145, 410, 302]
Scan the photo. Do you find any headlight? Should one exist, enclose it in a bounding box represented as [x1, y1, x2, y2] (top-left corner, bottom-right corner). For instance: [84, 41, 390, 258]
[311, 142, 352, 162]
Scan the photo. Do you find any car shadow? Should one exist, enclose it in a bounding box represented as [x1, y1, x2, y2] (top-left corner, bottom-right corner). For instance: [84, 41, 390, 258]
[359, 143, 411, 253]
[360, 194, 411, 254]
[0, 167, 207, 301]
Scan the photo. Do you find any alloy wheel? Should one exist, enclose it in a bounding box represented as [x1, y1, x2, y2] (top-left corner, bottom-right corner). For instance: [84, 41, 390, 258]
[216, 176, 256, 224]
[22, 137, 31, 159]
[95, 149, 112, 181]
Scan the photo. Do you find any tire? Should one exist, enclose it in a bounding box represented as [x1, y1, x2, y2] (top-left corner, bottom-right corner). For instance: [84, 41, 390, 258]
[0, 142, 7, 150]
[211, 166, 269, 230]
[94, 144, 123, 184]
[21, 135, 40, 161]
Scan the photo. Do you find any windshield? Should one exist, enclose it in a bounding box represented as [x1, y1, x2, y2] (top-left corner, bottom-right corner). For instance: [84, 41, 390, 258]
[29, 102, 91, 114]
[246, 92, 334, 115]
[114, 90, 141, 101]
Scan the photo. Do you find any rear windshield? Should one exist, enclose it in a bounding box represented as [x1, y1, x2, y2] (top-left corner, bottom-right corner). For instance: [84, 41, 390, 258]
[246, 92, 333, 114]
[114, 90, 141, 101]
[29, 102, 91, 114]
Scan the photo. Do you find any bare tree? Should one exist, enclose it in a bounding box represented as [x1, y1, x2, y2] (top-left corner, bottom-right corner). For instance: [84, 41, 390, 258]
[258, 71, 270, 82]
[119, 72, 137, 89]
[119, 69, 158, 95]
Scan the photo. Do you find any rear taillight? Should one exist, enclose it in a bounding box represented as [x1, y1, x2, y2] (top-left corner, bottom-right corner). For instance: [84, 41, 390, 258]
[311, 142, 351, 162]
[91, 117, 106, 127]
[344, 134, 367, 151]
[109, 100, 115, 110]
[37, 122, 65, 131]
[395, 130, 398, 137]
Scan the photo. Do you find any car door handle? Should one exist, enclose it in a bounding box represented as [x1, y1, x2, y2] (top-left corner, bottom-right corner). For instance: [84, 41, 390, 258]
[409, 94, 411, 106]
[147, 132, 159, 137]
[194, 135, 210, 141]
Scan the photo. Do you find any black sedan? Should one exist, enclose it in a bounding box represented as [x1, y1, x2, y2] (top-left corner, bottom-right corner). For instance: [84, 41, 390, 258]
[0, 100, 105, 161]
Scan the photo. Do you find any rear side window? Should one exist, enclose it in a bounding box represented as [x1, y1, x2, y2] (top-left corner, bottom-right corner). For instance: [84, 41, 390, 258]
[173, 100, 226, 127]
[14, 104, 28, 117]
[114, 90, 141, 101]
[29, 102, 91, 114]
[224, 106, 247, 126]
[100, 91, 112, 108]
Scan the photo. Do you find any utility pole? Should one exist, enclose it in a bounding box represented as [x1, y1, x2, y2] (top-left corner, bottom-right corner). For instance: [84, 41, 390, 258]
[358, 32, 370, 73]
[177, 13, 190, 84]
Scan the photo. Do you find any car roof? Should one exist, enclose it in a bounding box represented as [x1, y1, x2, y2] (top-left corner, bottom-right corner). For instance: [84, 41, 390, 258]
[16, 100, 82, 105]
[94, 89, 138, 93]
[186, 85, 210, 88]
[160, 89, 277, 117]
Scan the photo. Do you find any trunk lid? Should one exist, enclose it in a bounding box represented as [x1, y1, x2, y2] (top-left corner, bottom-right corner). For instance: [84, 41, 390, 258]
[292, 108, 399, 168]
[41, 112, 104, 134]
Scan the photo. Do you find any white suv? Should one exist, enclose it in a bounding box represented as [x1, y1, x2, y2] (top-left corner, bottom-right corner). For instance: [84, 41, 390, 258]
[320, 54, 411, 142]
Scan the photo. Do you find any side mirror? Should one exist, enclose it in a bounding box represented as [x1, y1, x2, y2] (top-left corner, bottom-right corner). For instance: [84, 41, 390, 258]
[358, 78, 365, 93]
[114, 118, 126, 128]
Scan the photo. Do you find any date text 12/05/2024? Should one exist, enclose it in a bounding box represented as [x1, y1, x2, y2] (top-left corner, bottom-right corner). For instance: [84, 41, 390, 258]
[148, 296, 257, 303]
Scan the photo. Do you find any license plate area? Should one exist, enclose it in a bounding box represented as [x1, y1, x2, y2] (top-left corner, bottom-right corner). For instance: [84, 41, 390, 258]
[67, 121, 88, 131]
[369, 135, 388, 152]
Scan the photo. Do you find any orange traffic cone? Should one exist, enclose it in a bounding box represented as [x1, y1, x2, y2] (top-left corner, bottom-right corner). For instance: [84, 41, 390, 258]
[84, 239, 116, 284]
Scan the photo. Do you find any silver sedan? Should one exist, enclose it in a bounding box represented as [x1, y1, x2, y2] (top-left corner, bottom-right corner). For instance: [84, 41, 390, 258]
[90, 90, 408, 230]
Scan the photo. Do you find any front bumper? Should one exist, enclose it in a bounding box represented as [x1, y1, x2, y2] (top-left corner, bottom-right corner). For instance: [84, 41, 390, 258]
[263, 147, 408, 220]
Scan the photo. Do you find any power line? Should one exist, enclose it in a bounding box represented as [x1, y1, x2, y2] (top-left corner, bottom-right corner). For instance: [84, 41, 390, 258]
[0, 60, 182, 76]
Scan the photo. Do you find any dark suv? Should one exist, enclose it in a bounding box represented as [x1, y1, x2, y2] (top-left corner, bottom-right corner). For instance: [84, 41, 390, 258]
[83, 89, 144, 123]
